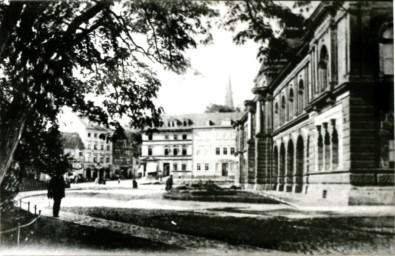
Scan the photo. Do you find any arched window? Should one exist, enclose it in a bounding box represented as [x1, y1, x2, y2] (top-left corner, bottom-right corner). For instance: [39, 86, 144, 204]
[286, 140, 294, 192]
[173, 147, 179, 155]
[164, 147, 170, 156]
[379, 23, 393, 75]
[182, 146, 187, 156]
[281, 95, 286, 125]
[332, 127, 339, 169]
[296, 136, 304, 193]
[317, 126, 324, 171]
[324, 125, 331, 170]
[148, 146, 153, 156]
[274, 102, 279, 128]
[289, 88, 294, 119]
[298, 80, 304, 114]
[319, 46, 329, 91]
[273, 146, 279, 187]
[279, 143, 286, 191]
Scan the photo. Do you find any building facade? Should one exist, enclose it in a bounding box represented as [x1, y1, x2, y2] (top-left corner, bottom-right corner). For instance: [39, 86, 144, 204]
[59, 112, 114, 179]
[61, 132, 85, 172]
[193, 121, 238, 181]
[235, 1, 394, 205]
[140, 113, 243, 181]
[112, 129, 141, 178]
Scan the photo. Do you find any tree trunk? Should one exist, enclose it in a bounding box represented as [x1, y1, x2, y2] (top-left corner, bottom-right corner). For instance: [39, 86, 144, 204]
[0, 109, 27, 187]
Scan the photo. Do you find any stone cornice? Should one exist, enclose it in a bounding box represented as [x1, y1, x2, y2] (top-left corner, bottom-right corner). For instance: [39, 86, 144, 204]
[244, 100, 256, 112]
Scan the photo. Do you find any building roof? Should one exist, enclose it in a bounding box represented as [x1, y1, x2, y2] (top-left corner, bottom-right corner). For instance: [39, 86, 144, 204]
[78, 117, 111, 132]
[61, 132, 85, 150]
[158, 112, 245, 129]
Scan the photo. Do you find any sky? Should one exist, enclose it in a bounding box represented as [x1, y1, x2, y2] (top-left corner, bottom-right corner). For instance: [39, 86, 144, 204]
[154, 27, 261, 115]
[153, 20, 261, 115]
[59, 1, 318, 126]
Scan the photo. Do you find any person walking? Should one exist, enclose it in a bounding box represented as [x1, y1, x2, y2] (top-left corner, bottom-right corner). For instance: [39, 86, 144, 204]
[48, 174, 66, 217]
[165, 175, 173, 191]
[132, 178, 138, 189]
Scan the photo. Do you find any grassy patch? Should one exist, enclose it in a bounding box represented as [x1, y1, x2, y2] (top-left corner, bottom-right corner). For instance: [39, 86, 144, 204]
[164, 189, 280, 204]
[1, 207, 179, 252]
[64, 207, 395, 254]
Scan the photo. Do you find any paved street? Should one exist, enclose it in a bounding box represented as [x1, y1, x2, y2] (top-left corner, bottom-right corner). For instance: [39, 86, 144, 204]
[11, 179, 394, 255]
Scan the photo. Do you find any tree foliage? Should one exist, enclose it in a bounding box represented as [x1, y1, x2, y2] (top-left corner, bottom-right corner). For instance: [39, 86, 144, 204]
[222, 0, 306, 64]
[0, 0, 218, 186]
[13, 114, 72, 177]
[205, 104, 240, 113]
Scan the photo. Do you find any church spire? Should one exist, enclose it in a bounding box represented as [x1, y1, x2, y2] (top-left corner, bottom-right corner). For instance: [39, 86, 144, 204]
[225, 76, 234, 109]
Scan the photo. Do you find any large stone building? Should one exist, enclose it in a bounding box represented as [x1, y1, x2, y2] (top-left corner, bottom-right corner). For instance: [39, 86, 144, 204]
[235, 1, 394, 205]
[140, 112, 243, 182]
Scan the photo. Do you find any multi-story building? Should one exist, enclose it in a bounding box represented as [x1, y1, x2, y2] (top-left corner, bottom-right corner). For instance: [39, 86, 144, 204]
[112, 128, 141, 178]
[192, 114, 240, 181]
[61, 132, 85, 171]
[140, 112, 243, 181]
[59, 111, 113, 179]
[235, 1, 394, 205]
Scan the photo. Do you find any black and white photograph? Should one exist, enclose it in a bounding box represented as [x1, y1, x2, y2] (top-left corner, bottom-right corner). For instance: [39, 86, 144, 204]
[0, 0, 394, 255]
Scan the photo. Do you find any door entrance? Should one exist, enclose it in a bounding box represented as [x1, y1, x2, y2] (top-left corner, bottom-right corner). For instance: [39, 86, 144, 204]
[163, 163, 170, 177]
[222, 163, 229, 177]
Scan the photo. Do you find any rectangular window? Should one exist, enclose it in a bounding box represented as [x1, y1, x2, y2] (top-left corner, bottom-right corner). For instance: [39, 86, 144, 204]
[94, 144, 97, 150]
[174, 135, 178, 140]
[107, 145, 110, 150]
[173, 163, 178, 171]
[148, 134, 153, 140]
[230, 147, 235, 155]
[106, 157, 110, 163]
[182, 164, 187, 171]
[79, 151, 83, 157]
[197, 163, 201, 171]
[205, 163, 209, 171]
[216, 148, 220, 155]
[93, 157, 97, 163]
[88, 133, 91, 138]
[182, 148, 187, 156]
[223, 147, 228, 155]
[165, 135, 169, 140]
[148, 147, 153, 156]
[101, 145, 104, 150]
[94, 133, 97, 138]
[182, 134, 187, 140]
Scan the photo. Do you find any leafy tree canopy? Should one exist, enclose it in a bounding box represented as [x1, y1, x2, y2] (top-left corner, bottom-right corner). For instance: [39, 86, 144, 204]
[205, 104, 240, 113]
[222, 0, 307, 64]
[0, 0, 218, 185]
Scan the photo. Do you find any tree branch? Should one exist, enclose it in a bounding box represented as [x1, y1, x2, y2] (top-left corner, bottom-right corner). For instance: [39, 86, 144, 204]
[65, 2, 108, 36]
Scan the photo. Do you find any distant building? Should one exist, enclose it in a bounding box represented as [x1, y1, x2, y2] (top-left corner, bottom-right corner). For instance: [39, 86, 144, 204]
[235, 1, 394, 205]
[59, 112, 113, 179]
[61, 132, 85, 171]
[112, 129, 141, 178]
[140, 112, 243, 182]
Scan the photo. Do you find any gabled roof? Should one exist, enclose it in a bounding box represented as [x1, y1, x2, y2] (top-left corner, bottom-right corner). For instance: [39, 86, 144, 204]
[61, 132, 85, 150]
[159, 112, 245, 129]
[78, 117, 111, 132]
